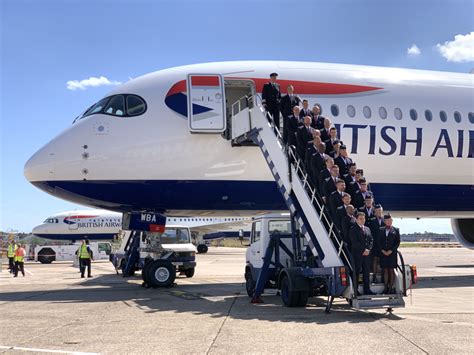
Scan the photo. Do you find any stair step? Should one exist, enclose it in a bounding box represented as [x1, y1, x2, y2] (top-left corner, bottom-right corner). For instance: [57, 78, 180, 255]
[357, 294, 400, 300]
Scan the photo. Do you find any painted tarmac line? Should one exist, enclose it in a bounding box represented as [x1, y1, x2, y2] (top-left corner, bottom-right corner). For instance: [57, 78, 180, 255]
[0, 345, 98, 354]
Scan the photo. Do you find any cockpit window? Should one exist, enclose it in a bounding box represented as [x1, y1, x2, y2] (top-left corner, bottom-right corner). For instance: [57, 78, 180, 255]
[126, 95, 146, 116]
[104, 95, 125, 116]
[73, 94, 147, 122]
[43, 218, 59, 223]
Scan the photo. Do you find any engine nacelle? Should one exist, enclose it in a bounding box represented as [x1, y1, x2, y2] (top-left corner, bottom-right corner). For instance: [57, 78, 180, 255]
[451, 218, 474, 249]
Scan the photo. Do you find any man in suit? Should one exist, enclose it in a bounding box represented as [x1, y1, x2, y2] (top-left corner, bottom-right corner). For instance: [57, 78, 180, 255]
[319, 118, 332, 142]
[299, 99, 313, 120]
[343, 163, 358, 195]
[310, 143, 328, 190]
[324, 127, 339, 155]
[311, 104, 325, 129]
[352, 178, 373, 209]
[286, 106, 301, 148]
[305, 136, 322, 175]
[335, 193, 352, 231]
[369, 204, 385, 283]
[262, 72, 281, 129]
[319, 157, 335, 193]
[329, 179, 346, 219]
[359, 196, 376, 224]
[335, 145, 353, 176]
[322, 165, 340, 202]
[341, 204, 356, 249]
[349, 212, 375, 295]
[280, 85, 301, 144]
[378, 214, 400, 294]
[296, 116, 314, 161]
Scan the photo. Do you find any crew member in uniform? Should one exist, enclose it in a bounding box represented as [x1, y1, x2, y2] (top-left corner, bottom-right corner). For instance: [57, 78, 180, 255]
[369, 204, 385, 283]
[311, 104, 325, 129]
[299, 99, 313, 120]
[349, 212, 375, 295]
[296, 116, 314, 161]
[7, 240, 17, 274]
[78, 239, 94, 278]
[379, 214, 400, 294]
[262, 73, 281, 129]
[280, 85, 301, 143]
[287, 106, 301, 148]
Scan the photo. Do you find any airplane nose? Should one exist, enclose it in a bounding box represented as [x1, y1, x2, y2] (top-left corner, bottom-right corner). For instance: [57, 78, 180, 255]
[24, 141, 55, 183]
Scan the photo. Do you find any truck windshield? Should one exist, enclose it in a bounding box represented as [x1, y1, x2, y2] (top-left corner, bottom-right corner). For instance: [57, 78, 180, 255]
[157, 228, 190, 244]
[269, 220, 291, 234]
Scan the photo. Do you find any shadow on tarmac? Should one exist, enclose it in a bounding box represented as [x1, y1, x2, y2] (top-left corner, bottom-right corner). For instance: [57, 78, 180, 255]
[0, 273, 405, 324]
[415, 274, 474, 289]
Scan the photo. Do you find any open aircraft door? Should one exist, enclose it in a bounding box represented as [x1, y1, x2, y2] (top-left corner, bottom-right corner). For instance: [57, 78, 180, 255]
[187, 74, 226, 133]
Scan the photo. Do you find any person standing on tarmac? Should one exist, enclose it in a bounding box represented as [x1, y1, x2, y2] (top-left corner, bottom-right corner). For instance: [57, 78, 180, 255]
[78, 239, 94, 278]
[7, 240, 18, 274]
[14, 244, 26, 277]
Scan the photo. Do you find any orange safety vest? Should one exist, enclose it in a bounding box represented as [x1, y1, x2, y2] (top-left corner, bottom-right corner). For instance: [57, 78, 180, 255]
[15, 247, 26, 262]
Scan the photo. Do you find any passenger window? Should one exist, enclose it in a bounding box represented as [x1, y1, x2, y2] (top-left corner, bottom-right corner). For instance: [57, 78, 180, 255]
[379, 107, 387, 119]
[425, 109, 433, 121]
[331, 104, 339, 117]
[126, 95, 146, 116]
[454, 111, 462, 123]
[440, 110, 447, 122]
[252, 221, 261, 243]
[347, 105, 355, 118]
[469, 112, 474, 124]
[394, 108, 403, 120]
[87, 97, 110, 116]
[363, 106, 371, 118]
[410, 109, 417, 121]
[104, 95, 125, 116]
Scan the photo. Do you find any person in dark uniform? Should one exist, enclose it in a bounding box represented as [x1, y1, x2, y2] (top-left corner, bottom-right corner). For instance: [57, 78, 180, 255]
[324, 127, 339, 155]
[305, 136, 321, 175]
[296, 116, 314, 161]
[350, 212, 375, 295]
[343, 163, 358, 196]
[310, 143, 328, 190]
[322, 165, 340, 202]
[311, 104, 325, 129]
[299, 99, 313, 120]
[341, 205, 356, 249]
[335, 193, 352, 231]
[286, 106, 300, 148]
[262, 73, 281, 129]
[329, 179, 346, 218]
[378, 214, 400, 294]
[320, 118, 332, 142]
[369, 204, 385, 283]
[280, 85, 301, 144]
[352, 179, 374, 209]
[335, 145, 353, 176]
[359, 196, 375, 224]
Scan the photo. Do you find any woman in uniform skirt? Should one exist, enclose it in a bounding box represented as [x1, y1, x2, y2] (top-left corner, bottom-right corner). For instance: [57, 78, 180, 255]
[378, 214, 400, 294]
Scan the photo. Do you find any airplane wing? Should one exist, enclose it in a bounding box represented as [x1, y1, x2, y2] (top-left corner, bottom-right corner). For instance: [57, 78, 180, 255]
[189, 219, 251, 236]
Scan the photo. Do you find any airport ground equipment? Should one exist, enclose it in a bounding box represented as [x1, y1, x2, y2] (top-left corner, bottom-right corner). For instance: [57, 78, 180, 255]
[34, 242, 111, 264]
[228, 94, 416, 311]
[111, 226, 197, 287]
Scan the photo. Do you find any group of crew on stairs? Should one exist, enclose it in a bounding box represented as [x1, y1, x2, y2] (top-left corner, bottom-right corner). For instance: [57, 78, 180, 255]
[262, 72, 401, 296]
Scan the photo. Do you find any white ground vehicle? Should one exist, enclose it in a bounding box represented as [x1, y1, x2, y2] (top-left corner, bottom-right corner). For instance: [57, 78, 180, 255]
[111, 225, 197, 287]
[34, 242, 111, 264]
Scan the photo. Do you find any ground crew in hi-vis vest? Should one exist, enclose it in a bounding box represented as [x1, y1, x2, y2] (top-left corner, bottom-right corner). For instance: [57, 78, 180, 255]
[14, 244, 26, 277]
[78, 239, 93, 278]
[7, 241, 18, 274]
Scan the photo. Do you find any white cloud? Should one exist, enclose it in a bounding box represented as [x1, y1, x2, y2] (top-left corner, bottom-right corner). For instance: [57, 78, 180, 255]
[66, 76, 122, 91]
[436, 32, 474, 63]
[407, 44, 421, 57]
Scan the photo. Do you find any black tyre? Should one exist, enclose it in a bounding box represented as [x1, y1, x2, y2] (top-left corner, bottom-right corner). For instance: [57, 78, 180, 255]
[184, 268, 195, 278]
[37, 248, 55, 264]
[296, 291, 309, 307]
[197, 244, 208, 254]
[147, 260, 176, 288]
[280, 275, 301, 307]
[245, 269, 256, 298]
[142, 261, 152, 283]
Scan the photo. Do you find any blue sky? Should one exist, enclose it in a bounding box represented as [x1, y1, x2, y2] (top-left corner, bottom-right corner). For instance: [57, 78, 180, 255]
[1, 0, 473, 233]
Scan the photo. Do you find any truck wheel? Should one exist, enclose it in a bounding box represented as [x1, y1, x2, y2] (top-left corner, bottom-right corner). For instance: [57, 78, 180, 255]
[245, 269, 256, 298]
[184, 268, 195, 278]
[280, 275, 301, 307]
[297, 291, 309, 307]
[142, 262, 152, 284]
[197, 244, 208, 254]
[147, 260, 176, 288]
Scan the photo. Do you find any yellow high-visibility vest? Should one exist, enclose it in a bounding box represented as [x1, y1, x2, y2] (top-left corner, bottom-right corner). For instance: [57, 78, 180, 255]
[15, 248, 25, 263]
[79, 244, 90, 259]
[7, 244, 17, 258]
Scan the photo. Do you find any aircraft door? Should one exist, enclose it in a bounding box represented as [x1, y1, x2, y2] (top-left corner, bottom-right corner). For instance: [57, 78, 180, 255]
[187, 74, 226, 133]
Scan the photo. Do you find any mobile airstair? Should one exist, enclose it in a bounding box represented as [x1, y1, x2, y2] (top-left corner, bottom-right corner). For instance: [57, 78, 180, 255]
[229, 94, 413, 311]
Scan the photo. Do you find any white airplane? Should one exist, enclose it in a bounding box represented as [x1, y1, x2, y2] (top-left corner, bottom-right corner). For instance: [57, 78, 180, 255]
[33, 209, 251, 242]
[24, 61, 474, 248]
